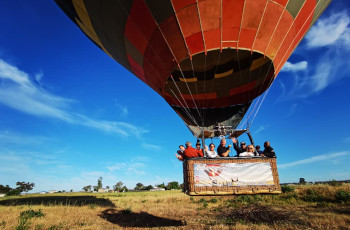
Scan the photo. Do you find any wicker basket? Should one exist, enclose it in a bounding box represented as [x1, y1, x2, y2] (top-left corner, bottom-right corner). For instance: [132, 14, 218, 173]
[183, 157, 281, 195]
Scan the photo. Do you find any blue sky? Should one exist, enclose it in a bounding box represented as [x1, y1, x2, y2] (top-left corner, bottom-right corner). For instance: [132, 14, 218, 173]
[0, 1, 349, 192]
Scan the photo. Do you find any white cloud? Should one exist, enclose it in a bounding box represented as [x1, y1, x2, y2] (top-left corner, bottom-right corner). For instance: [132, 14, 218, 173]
[254, 126, 267, 135]
[142, 143, 162, 150]
[278, 11, 350, 99]
[286, 103, 298, 117]
[0, 59, 147, 138]
[281, 61, 308, 72]
[279, 151, 349, 169]
[114, 101, 128, 118]
[0, 131, 53, 145]
[305, 11, 350, 48]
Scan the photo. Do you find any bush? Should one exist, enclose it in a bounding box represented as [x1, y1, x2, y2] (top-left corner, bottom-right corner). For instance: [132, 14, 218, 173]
[6, 189, 21, 196]
[335, 190, 350, 203]
[281, 185, 295, 193]
[303, 189, 325, 202]
[328, 180, 342, 187]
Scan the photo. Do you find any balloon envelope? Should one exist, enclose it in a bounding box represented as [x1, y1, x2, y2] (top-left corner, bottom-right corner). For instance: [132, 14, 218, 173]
[56, 0, 332, 137]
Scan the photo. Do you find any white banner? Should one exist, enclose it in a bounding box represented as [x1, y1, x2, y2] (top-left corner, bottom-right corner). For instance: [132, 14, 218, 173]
[193, 162, 274, 187]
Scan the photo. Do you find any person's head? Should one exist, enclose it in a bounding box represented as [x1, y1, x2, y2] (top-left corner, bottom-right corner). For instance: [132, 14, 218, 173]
[196, 143, 201, 149]
[179, 145, 185, 151]
[185, 141, 191, 148]
[240, 141, 246, 149]
[220, 138, 226, 147]
[209, 143, 215, 150]
[247, 145, 255, 153]
[264, 141, 270, 148]
[256, 145, 261, 150]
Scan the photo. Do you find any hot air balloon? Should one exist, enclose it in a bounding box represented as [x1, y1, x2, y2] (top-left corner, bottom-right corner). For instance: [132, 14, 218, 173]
[56, 0, 332, 195]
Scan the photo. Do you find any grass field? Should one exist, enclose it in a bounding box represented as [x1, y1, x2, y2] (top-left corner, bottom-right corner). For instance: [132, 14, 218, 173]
[0, 184, 349, 229]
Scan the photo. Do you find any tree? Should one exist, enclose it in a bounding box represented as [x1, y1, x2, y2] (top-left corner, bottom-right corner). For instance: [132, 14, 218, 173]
[106, 186, 110, 190]
[97, 177, 103, 189]
[144, 185, 153, 190]
[82, 185, 92, 192]
[16, 181, 35, 192]
[156, 183, 166, 189]
[299, 178, 306, 185]
[134, 183, 144, 191]
[121, 186, 128, 192]
[167, 181, 180, 190]
[113, 181, 124, 192]
[93, 186, 99, 192]
[0, 185, 12, 194]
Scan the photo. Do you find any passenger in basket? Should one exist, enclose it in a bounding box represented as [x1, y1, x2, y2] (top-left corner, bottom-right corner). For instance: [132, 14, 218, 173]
[175, 145, 185, 161]
[256, 145, 263, 155]
[183, 141, 203, 159]
[232, 137, 247, 156]
[217, 138, 232, 157]
[196, 142, 204, 156]
[239, 145, 255, 157]
[205, 143, 219, 158]
[261, 141, 276, 158]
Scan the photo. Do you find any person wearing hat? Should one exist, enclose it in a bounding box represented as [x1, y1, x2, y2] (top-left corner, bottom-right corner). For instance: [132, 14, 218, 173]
[232, 137, 247, 156]
[256, 145, 263, 155]
[183, 141, 203, 159]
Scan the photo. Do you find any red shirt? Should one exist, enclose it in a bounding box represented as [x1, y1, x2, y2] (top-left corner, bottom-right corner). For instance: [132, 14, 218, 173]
[183, 147, 203, 158]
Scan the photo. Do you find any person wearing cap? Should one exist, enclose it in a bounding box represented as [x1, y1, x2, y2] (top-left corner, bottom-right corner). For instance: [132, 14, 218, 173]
[183, 141, 203, 159]
[217, 138, 232, 157]
[256, 145, 263, 155]
[232, 137, 247, 156]
[261, 141, 276, 158]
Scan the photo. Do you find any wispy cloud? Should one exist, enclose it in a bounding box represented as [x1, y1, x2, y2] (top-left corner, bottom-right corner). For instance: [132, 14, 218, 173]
[279, 151, 349, 169]
[305, 11, 350, 48]
[278, 11, 350, 99]
[0, 131, 53, 145]
[0, 59, 147, 138]
[107, 161, 146, 175]
[141, 143, 162, 150]
[254, 125, 267, 135]
[114, 100, 128, 118]
[281, 61, 308, 72]
[286, 103, 298, 117]
[344, 137, 350, 143]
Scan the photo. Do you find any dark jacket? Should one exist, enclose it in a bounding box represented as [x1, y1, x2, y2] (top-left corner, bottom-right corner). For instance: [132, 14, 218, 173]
[262, 146, 276, 157]
[233, 142, 246, 156]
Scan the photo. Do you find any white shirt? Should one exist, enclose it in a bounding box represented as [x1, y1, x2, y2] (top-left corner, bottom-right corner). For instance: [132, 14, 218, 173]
[239, 151, 254, 157]
[206, 149, 218, 158]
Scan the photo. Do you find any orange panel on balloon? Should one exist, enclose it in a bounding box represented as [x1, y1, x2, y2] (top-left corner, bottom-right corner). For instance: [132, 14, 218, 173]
[198, 0, 221, 31]
[241, 0, 268, 30]
[222, 0, 244, 29]
[273, 25, 296, 69]
[127, 54, 146, 83]
[253, 1, 284, 53]
[203, 30, 221, 50]
[186, 32, 205, 55]
[272, 0, 288, 7]
[293, 0, 315, 33]
[171, 0, 197, 12]
[222, 41, 237, 48]
[238, 28, 257, 49]
[265, 10, 294, 59]
[222, 27, 240, 42]
[160, 15, 189, 62]
[176, 4, 202, 37]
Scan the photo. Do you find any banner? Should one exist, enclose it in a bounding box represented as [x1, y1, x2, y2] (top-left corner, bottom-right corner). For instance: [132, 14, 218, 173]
[193, 162, 274, 187]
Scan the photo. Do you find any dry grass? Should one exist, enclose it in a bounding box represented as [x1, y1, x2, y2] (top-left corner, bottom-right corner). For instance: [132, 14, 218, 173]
[0, 184, 349, 229]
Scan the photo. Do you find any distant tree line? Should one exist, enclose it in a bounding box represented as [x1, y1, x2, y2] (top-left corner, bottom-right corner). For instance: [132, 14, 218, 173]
[82, 178, 183, 192]
[0, 182, 35, 196]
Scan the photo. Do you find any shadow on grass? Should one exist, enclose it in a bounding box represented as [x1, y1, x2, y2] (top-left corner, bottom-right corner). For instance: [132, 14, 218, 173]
[100, 208, 185, 228]
[0, 196, 115, 207]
